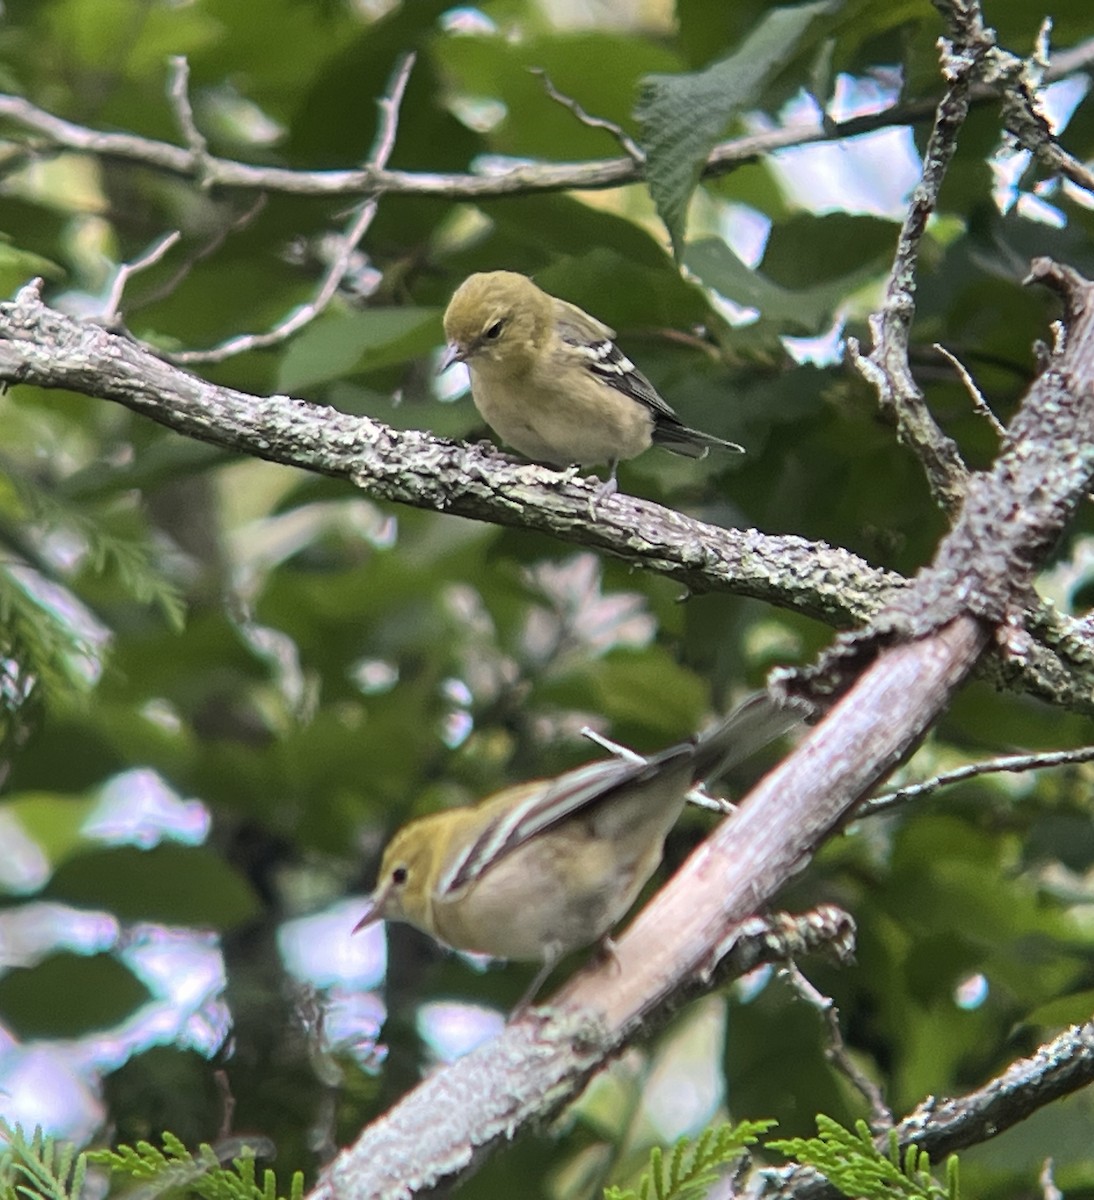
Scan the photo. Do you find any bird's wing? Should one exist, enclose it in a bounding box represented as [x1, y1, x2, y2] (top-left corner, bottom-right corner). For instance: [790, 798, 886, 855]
[551, 297, 680, 420]
[437, 752, 687, 896]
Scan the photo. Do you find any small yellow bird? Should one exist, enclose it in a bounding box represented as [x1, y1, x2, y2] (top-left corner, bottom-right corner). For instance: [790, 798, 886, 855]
[355, 692, 798, 1002]
[440, 271, 743, 483]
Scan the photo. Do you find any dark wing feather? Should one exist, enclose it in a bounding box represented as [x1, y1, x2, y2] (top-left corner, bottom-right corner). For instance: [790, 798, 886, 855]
[551, 297, 742, 456]
[553, 301, 680, 419]
[439, 751, 689, 896]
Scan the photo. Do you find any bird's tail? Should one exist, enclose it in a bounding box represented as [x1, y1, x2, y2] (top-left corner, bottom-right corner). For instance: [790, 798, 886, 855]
[688, 691, 804, 783]
[653, 420, 744, 459]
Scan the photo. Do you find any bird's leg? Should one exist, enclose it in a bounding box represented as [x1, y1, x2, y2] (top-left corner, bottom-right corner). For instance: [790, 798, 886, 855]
[586, 461, 619, 518]
[511, 943, 563, 1016]
[595, 934, 622, 974]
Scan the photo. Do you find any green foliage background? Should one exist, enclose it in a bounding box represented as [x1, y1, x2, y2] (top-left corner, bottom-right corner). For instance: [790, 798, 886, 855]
[3, 0, 1094, 1196]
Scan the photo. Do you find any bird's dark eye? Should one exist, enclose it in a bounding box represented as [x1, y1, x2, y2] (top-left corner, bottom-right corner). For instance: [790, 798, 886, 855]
[484, 319, 505, 340]
[391, 865, 408, 885]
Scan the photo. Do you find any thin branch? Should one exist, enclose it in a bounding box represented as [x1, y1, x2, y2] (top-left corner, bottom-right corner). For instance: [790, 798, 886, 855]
[862, 743, 1094, 817]
[2, 282, 1094, 716]
[995, 21, 1094, 201]
[0, 37, 1091, 203]
[900, 1017, 1094, 1160]
[100, 231, 182, 323]
[933, 342, 1007, 439]
[782, 962, 893, 1130]
[366, 52, 416, 167]
[128, 194, 267, 314]
[848, 2, 993, 513]
[166, 56, 208, 169]
[760, 1017, 1094, 1200]
[1040, 1159, 1063, 1200]
[169, 52, 416, 365]
[579, 725, 735, 813]
[531, 68, 644, 162]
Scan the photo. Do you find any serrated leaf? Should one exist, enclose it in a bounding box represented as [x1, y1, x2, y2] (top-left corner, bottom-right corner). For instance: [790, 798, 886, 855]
[636, 0, 837, 257]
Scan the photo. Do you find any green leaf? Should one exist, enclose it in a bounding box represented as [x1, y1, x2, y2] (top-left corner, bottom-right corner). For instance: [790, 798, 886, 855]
[0, 953, 150, 1038]
[277, 307, 442, 392]
[684, 235, 885, 334]
[0, 240, 64, 298]
[635, 0, 837, 256]
[0, 792, 99, 883]
[46, 844, 259, 929]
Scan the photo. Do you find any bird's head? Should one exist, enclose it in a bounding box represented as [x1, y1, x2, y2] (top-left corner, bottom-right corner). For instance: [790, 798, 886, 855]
[353, 814, 445, 936]
[440, 270, 553, 377]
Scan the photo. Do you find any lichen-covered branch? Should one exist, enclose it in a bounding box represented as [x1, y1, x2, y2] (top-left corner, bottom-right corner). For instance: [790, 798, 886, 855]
[0, 280, 897, 631]
[312, 262, 1094, 1199]
[762, 1017, 1094, 1200]
[2, 282, 1094, 715]
[848, 0, 993, 512]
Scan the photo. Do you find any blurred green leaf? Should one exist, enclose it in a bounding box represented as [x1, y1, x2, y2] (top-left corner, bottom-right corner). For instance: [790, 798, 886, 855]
[0, 240, 64, 297]
[47, 844, 259, 928]
[1, 792, 99, 881]
[684, 235, 885, 334]
[277, 307, 442, 392]
[0, 952, 150, 1038]
[636, 0, 836, 256]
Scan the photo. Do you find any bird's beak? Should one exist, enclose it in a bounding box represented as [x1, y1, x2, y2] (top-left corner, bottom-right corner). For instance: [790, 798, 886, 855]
[438, 341, 467, 374]
[352, 882, 391, 934]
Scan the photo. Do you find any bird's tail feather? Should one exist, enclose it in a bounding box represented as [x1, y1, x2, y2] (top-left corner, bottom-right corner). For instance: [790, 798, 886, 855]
[689, 691, 804, 783]
[654, 423, 744, 458]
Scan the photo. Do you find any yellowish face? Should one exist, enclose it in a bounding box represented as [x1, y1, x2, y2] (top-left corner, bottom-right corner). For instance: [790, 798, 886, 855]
[366, 814, 444, 932]
[442, 271, 550, 374]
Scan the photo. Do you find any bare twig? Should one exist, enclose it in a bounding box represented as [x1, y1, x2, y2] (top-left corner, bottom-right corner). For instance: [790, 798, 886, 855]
[848, 3, 996, 513]
[366, 53, 416, 167]
[579, 727, 646, 762]
[100, 231, 182, 323]
[579, 725, 735, 813]
[862, 743, 1094, 817]
[130, 194, 268, 314]
[1040, 1159, 1063, 1200]
[166, 56, 209, 169]
[782, 962, 893, 1130]
[933, 342, 1007, 439]
[531, 68, 644, 163]
[0, 38, 1091, 204]
[996, 21, 1094, 201]
[169, 52, 416, 365]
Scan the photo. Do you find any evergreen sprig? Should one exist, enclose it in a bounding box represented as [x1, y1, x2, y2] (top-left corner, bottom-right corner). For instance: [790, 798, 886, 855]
[768, 1115, 959, 1200]
[604, 1119, 777, 1200]
[88, 1132, 304, 1200]
[0, 1125, 303, 1200]
[0, 1124, 86, 1200]
[5, 470, 186, 633]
